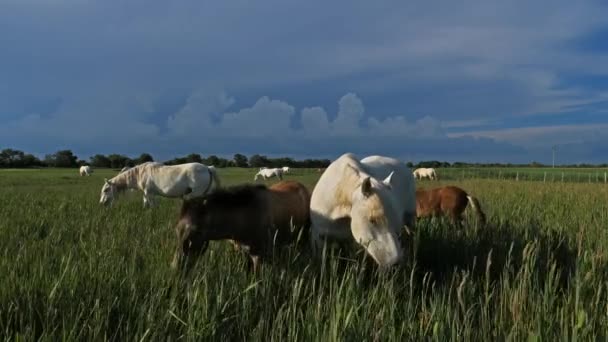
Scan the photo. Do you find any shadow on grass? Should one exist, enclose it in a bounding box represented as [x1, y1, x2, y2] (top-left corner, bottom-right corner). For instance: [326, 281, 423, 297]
[411, 217, 579, 289]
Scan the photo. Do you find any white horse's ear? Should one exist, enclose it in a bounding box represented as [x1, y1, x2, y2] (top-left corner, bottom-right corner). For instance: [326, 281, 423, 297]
[361, 177, 372, 197]
[383, 171, 395, 188]
[104, 178, 109, 184]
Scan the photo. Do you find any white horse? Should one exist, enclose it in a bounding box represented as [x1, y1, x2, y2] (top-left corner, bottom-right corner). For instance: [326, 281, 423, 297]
[99, 162, 221, 208]
[309, 153, 416, 268]
[79, 165, 93, 176]
[282, 166, 290, 173]
[254, 168, 283, 181]
[413, 167, 438, 180]
[120, 166, 131, 173]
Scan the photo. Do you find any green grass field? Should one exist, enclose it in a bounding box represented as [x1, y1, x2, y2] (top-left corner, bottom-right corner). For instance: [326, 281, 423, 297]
[437, 167, 608, 183]
[1, 168, 607, 340]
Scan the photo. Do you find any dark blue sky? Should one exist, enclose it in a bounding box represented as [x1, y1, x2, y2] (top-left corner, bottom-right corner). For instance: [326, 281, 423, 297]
[2, 0, 608, 163]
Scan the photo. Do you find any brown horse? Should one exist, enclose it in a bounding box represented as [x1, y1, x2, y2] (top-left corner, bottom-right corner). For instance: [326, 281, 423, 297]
[171, 181, 311, 276]
[416, 186, 486, 226]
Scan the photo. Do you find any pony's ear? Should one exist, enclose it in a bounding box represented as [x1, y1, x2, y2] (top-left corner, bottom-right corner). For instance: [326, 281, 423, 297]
[361, 177, 372, 197]
[383, 171, 395, 188]
[104, 178, 109, 184]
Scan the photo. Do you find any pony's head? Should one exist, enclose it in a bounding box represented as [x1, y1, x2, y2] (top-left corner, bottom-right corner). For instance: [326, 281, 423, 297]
[99, 178, 118, 206]
[349, 171, 403, 268]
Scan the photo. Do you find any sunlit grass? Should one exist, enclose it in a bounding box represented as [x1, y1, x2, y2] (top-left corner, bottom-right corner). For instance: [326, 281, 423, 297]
[0, 168, 606, 340]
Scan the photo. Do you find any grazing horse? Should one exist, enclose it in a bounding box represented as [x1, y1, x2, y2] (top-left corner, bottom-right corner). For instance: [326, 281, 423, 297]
[413, 168, 438, 180]
[171, 181, 311, 275]
[79, 166, 93, 176]
[282, 166, 290, 173]
[309, 153, 416, 268]
[416, 186, 486, 226]
[99, 162, 221, 208]
[254, 168, 284, 181]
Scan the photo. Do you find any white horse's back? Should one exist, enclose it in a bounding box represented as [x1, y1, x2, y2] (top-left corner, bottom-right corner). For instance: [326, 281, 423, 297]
[361, 156, 416, 216]
[100, 162, 220, 207]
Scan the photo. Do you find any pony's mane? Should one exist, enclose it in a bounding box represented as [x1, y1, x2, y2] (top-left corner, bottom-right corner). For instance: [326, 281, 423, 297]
[110, 162, 158, 189]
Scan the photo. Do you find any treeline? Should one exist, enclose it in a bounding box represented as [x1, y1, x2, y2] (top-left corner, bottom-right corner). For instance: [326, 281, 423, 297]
[164, 153, 332, 168]
[0, 149, 331, 169]
[2, 148, 607, 169]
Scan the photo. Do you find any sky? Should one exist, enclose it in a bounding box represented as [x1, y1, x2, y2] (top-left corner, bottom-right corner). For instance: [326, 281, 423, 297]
[1, 0, 608, 164]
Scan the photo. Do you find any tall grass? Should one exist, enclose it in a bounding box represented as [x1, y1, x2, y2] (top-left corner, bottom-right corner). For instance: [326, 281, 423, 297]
[0, 168, 606, 340]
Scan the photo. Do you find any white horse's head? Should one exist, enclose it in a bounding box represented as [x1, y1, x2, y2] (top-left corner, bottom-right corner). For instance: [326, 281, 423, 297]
[99, 178, 118, 206]
[349, 171, 403, 268]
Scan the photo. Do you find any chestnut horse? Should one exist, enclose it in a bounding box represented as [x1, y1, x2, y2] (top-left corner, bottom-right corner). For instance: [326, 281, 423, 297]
[416, 186, 486, 226]
[171, 180, 311, 276]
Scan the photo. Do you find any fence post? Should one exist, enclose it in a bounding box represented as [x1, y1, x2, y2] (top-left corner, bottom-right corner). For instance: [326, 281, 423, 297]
[543, 172, 546, 183]
[605, 172, 607, 184]
[498, 170, 502, 180]
[516, 172, 519, 181]
[562, 172, 564, 182]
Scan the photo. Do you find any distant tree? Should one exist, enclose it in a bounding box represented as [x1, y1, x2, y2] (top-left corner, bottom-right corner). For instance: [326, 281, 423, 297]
[0, 149, 24, 167]
[136, 153, 154, 164]
[406, 161, 414, 168]
[90, 154, 111, 168]
[22, 154, 42, 167]
[45, 150, 78, 167]
[233, 153, 248, 167]
[249, 154, 269, 168]
[204, 155, 220, 166]
[530, 161, 544, 168]
[107, 154, 131, 168]
[185, 153, 203, 163]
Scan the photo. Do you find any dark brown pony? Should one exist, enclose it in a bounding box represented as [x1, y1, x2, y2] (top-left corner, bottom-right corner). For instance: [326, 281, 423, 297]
[416, 186, 486, 226]
[171, 180, 311, 276]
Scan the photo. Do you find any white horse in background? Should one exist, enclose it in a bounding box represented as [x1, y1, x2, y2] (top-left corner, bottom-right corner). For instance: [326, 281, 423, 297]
[254, 168, 284, 181]
[413, 167, 438, 180]
[99, 162, 221, 208]
[309, 153, 416, 268]
[79, 165, 93, 176]
[282, 166, 290, 173]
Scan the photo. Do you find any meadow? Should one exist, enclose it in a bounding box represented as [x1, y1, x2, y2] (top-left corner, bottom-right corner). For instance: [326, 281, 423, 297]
[0, 168, 607, 340]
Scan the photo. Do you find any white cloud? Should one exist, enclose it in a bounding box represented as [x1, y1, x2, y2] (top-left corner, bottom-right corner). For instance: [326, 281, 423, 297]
[301, 106, 330, 135]
[448, 124, 608, 147]
[167, 89, 235, 135]
[331, 93, 364, 135]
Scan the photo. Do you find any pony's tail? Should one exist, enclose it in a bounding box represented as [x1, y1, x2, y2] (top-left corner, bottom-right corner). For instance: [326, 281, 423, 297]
[208, 166, 221, 189]
[466, 195, 486, 226]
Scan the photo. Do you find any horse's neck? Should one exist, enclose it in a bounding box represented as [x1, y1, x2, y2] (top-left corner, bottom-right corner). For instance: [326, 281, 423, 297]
[113, 168, 140, 190]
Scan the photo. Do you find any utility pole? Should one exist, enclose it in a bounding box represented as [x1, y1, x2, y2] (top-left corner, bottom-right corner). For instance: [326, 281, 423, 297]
[552, 145, 557, 168]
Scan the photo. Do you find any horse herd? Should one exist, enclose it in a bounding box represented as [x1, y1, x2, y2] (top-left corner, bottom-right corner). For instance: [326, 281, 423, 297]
[92, 153, 486, 276]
